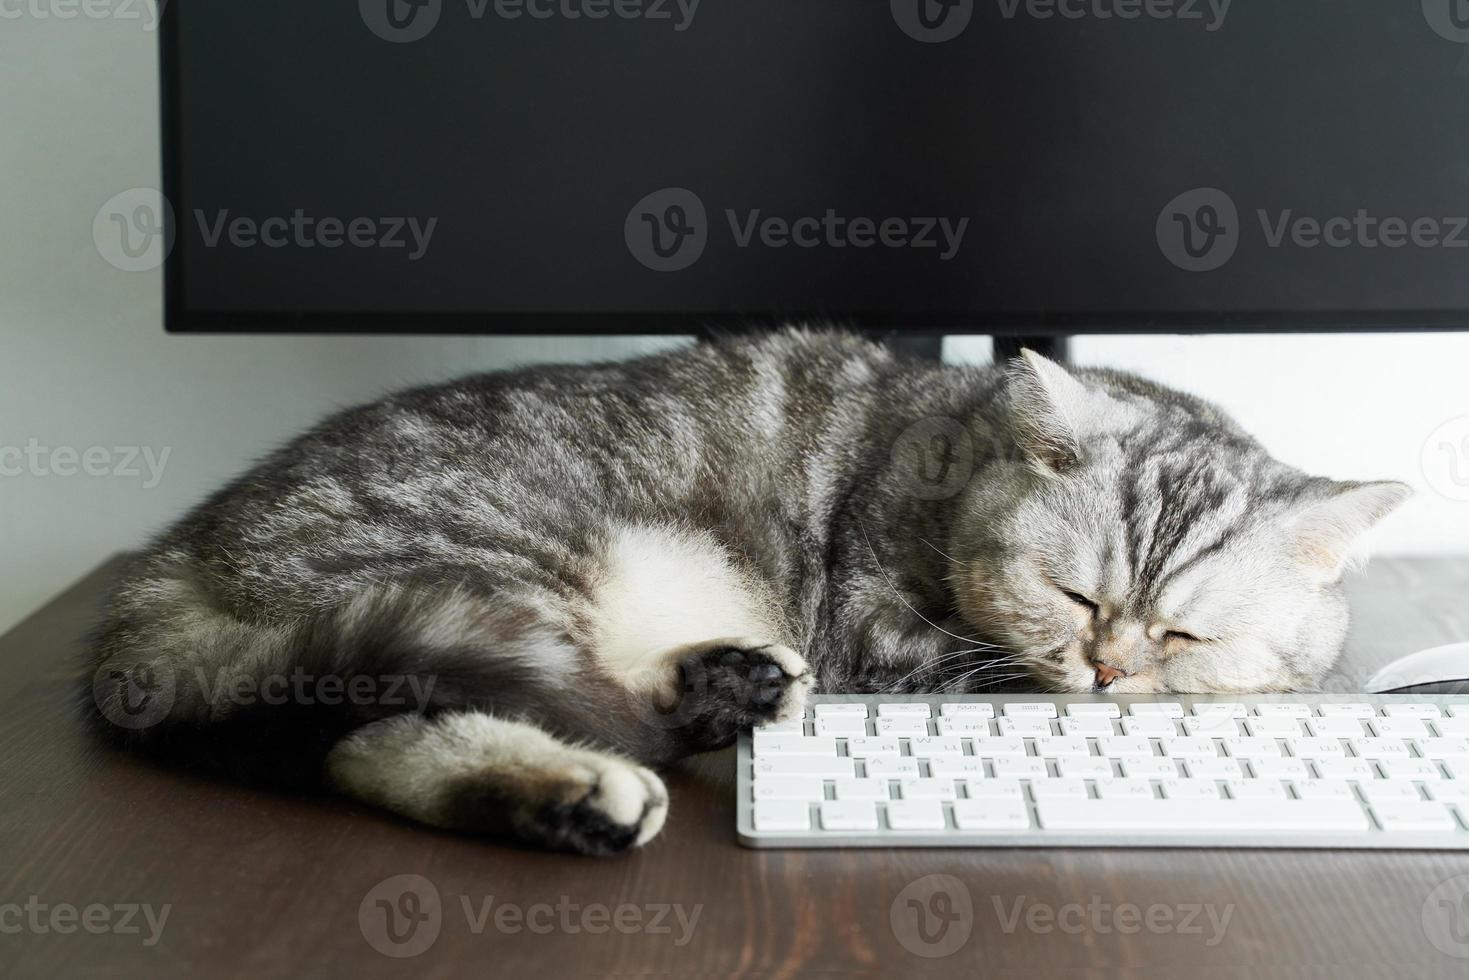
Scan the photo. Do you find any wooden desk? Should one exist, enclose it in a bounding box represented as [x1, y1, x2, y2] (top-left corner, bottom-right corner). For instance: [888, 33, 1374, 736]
[3, 557, 1468, 978]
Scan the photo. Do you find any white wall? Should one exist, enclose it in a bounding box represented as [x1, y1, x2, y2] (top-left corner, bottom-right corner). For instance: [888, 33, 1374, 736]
[3, 13, 1467, 636]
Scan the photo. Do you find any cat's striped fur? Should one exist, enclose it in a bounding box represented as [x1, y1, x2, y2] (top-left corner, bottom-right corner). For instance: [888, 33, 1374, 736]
[85, 330, 1408, 853]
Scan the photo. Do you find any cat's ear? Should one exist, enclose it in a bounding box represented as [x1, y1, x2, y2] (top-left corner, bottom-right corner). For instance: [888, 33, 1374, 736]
[1288, 480, 1413, 580]
[1006, 349, 1089, 471]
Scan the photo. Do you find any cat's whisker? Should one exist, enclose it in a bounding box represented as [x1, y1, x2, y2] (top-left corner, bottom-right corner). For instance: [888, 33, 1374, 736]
[857, 519, 985, 647]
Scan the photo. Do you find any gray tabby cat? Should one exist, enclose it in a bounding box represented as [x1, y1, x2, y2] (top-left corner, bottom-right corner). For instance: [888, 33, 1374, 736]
[86, 330, 1409, 854]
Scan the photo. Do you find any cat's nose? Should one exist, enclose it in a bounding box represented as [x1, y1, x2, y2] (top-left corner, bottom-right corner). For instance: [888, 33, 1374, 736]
[1092, 661, 1124, 688]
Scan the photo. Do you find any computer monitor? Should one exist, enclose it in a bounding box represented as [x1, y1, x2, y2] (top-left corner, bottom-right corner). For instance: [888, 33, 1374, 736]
[158, 1, 1469, 341]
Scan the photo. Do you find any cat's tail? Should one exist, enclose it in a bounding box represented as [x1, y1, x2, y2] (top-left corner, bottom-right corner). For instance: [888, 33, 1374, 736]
[82, 574, 598, 792]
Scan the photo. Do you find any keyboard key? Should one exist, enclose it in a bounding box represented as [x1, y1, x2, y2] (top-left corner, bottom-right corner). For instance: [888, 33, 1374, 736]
[900, 778, 958, 801]
[1383, 704, 1441, 719]
[997, 717, 1053, 737]
[819, 800, 879, 831]
[1033, 736, 1090, 758]
[1097, 777, 1156, 800]
[953, 798, 1030, 830]
[1433, 718, 1469, 737]
[1370, 718, 1430, 739]
[993, 758, 1049, 779]
[1451, 705, 1469, 718]
[865, 757, 920, 778]
[815, 703, 868, 718]
[1380, 759, 1442, 781]
[1060, 716, 1116, 736]
[1003, 702, 1058, 718]
[1313, 758, 1374, 780]
[1130, 702, 1185, 718]
[876, 717, 930, 736]
[1286, 737, 1346, 759]
[1250, 758, 1309, 780]
[753, 800, 810, 831]
[1160, 737, 1219, 758]
[1183, 715, 1240, 736]
[833, 777, 889, 800]
[1305, 717, 1366, 738]
[1226, 779, 1287, 800]
[909, 736, 965, 758]
[1418, 738, 1469, 760]
[1066, 702, 1122, 718]
[964, 778, 1024, 800]
[1318, 703, 1376, 718]
[1350, 738, 1410, 759]
[1160, 778, 1221, 799]
[1427, 781, 1469, 802]
[1057, 757, 1115, 779]
[1189, 702, 1246, 719]
[1254, 703, 1313, 718]
[754, 757, 853, 778]
[1223, 737, 1282, 758]
[878, 703, 931, 718]
[1120, 758, 1179, 779]
[885, 800, 946, 830]
[813, 716, 868, 736]
[1030, 778, 1088, 800]
[1294, 779, 1354, 801]
[1185, 757, 1242, 780]
[1359, 780, 1422, 803]
[753, 776, 825, 801]
[1036, 798, 1369, 832]
[928, 757, 986, 777]
[1097, 736, 1154, 759]
[1121, 715, 1176, 737]
[754, 719, 804, 735]
[940, 702, 995, 718]
[936, 718, 991, 736]
[753, 735, 836, 757]
[1244, 717, 1304, 738]
[845, 736, 901, 757]
[972, 736, 1027, 758]
[1370, 801, 1458, 832]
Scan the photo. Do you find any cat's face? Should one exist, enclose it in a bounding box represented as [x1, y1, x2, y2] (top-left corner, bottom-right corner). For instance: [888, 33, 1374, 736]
[951, 353, 1411, 694]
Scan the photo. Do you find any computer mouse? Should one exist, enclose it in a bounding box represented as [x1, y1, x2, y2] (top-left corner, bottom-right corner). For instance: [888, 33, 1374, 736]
[1364, 643, 1469, 695]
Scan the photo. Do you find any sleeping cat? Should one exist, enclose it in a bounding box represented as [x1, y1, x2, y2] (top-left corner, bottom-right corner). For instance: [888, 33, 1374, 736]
[86, 329, 1409, 854]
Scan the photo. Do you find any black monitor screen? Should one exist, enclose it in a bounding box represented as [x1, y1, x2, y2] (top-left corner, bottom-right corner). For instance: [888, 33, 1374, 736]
[160, 1, 1469, 333]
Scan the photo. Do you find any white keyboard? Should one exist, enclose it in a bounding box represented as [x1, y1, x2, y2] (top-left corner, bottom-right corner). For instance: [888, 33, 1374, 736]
[736, 694, 1469, 848]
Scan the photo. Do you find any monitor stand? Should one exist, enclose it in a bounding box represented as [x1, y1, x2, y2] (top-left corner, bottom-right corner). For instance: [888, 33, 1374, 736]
[880, 333, 1070, 365]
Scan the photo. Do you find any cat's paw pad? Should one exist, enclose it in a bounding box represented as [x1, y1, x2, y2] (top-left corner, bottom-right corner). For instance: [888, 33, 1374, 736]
[695, 638, 813, 726]
[524, 756, 669, 857]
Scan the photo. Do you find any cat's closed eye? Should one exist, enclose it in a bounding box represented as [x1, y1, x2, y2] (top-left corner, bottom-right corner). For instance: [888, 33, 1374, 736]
[1061, 589, 1099, 614]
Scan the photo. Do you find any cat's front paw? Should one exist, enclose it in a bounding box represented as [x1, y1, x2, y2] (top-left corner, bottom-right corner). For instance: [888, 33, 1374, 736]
[676, 638, 813, 745]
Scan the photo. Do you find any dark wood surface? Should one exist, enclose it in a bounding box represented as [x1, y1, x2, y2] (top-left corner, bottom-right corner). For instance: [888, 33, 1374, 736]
[3, 556, 1469, 979]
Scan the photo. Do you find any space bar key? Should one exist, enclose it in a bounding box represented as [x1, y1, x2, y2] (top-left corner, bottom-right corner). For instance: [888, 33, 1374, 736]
[1036, 799, 1370, 832]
